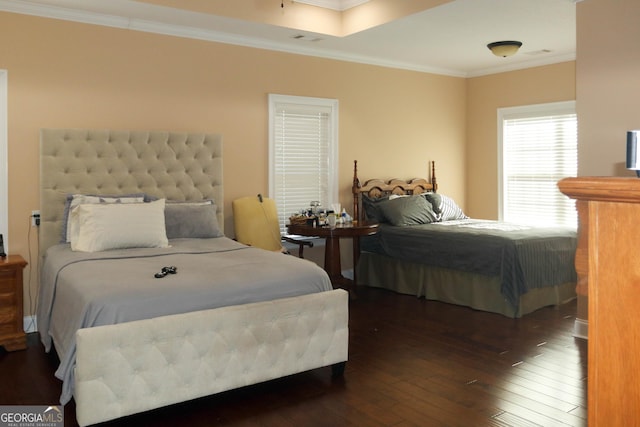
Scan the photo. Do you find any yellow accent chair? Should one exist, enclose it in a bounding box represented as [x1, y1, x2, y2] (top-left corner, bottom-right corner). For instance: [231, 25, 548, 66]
[232, 195, 313, 257]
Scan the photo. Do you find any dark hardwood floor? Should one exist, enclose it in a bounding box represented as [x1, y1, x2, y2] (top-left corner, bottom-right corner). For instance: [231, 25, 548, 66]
[0, 287, 587, 426]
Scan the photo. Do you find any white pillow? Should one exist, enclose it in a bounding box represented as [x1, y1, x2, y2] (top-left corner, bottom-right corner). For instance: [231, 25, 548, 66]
[70, 199, 169, 252]
[62, 194, 145, 242]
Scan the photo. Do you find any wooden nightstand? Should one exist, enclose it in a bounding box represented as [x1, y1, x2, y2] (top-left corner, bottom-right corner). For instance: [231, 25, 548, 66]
[0, 255, 28, 351]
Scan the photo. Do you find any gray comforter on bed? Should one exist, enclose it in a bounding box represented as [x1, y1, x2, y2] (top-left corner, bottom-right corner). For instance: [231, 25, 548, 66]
[37, 237, 332, 405]
[360, 219, 577, 308]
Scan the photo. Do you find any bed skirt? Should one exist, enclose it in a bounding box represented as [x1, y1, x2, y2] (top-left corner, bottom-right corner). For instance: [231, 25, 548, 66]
[74, 288, 349, 426]
[357, 252, 576, 318]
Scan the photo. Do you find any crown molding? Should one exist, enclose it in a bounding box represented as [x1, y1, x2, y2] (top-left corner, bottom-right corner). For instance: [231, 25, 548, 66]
[0, 0, 129, 28]
[466, 52, 577, 78]
[0, 0, 573, 78]
[0, 0, 468, 76]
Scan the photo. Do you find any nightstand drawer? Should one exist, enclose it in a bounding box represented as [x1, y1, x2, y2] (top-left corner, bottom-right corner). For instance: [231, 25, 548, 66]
[0, 291, 16, 306]
[0, 255, 27, 351]
[0, 306, 18, 335]
[0, 269, 19, 293]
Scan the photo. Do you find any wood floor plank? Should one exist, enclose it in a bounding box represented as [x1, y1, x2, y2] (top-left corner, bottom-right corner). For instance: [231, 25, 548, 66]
[0, 287, 587, 426]
[468, 379, 586, 426]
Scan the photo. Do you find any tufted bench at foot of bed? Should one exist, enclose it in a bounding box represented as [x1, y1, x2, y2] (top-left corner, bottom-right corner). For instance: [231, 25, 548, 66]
[74, 289, 349, 426]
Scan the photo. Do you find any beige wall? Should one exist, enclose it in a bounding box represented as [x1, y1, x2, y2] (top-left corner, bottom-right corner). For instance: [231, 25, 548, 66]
[466, 62, 576, 219]
[572, 0, 640, 321]
[577, 0, 640, 177]
[1, 12, 467, 314]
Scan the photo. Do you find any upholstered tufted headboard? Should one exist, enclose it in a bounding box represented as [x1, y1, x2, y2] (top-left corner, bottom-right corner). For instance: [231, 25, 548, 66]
[39, 129, 223, 256]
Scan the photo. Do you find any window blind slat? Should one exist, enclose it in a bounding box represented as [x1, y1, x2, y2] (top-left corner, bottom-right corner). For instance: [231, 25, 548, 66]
[270, 95, 338, 235]
[501, 104, 577, 228]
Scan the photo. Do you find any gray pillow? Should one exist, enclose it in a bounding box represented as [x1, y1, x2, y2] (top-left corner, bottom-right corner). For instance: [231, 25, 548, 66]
[164, 202, 223, 239]
[361, 195, 389, 222]
[424, 193, 468, 221]
[377, 195, 438, 226]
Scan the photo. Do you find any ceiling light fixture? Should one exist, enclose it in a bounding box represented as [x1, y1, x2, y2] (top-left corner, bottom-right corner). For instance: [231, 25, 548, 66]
[487, 41, 523, 57]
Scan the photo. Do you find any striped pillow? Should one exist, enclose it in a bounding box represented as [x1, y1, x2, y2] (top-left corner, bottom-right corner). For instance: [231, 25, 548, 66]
[423, 193, 468, 221]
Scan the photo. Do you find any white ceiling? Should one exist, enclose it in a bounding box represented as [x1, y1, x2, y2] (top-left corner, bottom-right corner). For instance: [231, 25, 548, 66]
[0, 0, 577, 77]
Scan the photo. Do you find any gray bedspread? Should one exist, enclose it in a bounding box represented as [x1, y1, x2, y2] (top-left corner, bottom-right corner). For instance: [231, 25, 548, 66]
[360, 219, 577, 308]
[37, 237, 332, 405]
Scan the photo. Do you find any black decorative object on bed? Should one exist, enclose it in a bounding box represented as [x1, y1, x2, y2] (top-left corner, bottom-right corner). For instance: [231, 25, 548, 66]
[351, 160, 577, 318]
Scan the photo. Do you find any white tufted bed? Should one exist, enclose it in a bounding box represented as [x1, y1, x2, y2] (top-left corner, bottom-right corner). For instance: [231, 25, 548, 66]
[37, 129, 349, 426]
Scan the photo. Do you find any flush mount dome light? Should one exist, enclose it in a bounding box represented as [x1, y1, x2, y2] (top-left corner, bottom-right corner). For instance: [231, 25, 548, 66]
[487, 41, 523, 57]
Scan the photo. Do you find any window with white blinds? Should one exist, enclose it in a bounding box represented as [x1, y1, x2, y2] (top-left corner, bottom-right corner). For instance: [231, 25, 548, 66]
[498, 101, 577, 229]
[268, 94, 338, 235]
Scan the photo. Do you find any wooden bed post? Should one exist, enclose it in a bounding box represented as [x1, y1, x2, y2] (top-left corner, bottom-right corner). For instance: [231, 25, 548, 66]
[352, 160, 361, 222]
[431, 161, 438, 193]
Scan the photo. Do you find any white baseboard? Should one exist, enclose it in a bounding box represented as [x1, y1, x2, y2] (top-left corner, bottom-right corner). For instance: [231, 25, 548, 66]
[573, 318, 588, 340]
[23, 315, 37, 333]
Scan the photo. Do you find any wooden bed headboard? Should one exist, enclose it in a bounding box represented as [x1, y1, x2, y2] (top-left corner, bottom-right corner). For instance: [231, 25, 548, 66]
[351, 160, 437, 222]
[39, 129, 223, 256]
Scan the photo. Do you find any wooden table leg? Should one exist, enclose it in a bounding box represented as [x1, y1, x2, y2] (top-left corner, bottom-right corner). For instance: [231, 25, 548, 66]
[324, 236, 344, 285]
[323, 235, 358, 299]
[352, 236, 360, 296]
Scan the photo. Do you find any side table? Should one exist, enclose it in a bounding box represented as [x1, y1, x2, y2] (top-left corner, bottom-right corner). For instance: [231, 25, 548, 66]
[0, 254, 28, 351]
[287, 221, 379, 295]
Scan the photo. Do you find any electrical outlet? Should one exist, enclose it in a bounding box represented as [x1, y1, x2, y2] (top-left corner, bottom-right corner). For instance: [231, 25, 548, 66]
[31, 210, 40, 227]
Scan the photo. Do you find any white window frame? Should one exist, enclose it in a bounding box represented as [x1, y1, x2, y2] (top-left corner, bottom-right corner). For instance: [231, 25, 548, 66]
[0, 70, 7, 252]
[268, 94, 339, 236]
[498, 100, 577, 228]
